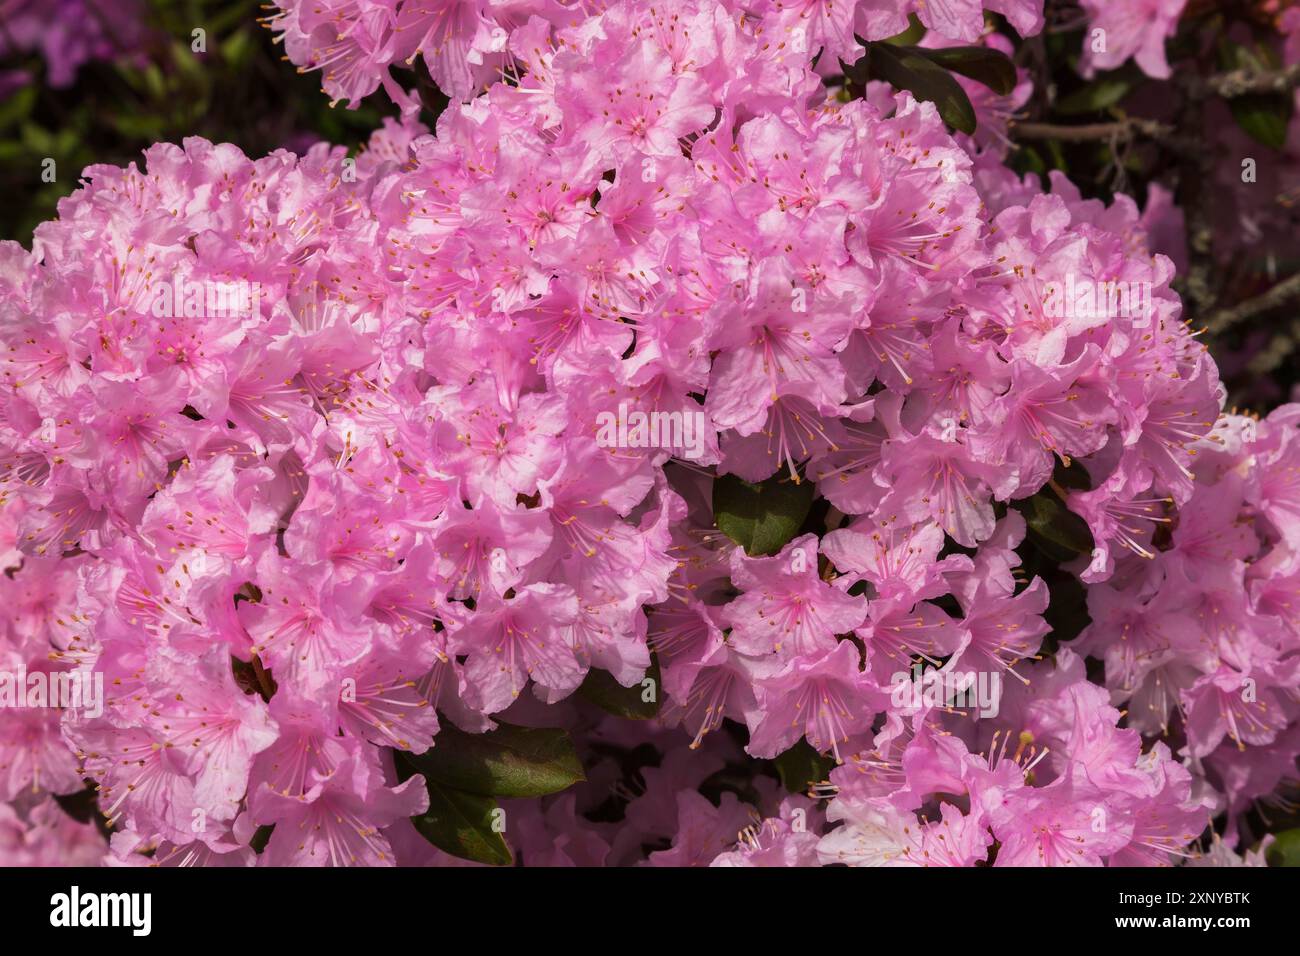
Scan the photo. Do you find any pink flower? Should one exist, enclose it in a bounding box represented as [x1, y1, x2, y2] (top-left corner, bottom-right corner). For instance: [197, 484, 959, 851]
[722, 535, 868, 661]
[981, 768, 1132, 866]
[711, 797, 823, 866]
[4, 0, 1293, 868]
[1079, 0, 1188, 80]
[746, 640, 885, 760]
[450, 583, 582, 712]
[251, 754, 428, 866]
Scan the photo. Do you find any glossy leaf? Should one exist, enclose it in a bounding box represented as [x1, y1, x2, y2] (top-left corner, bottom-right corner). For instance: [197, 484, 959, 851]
[402, 722, 585, 798]
[713, 472, 816, 556]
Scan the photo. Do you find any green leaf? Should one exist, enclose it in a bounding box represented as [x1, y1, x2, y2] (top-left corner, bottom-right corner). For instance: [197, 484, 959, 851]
[111, 112, 168, 141]
[1218, 39, 1294, 150]
[142, 64, 167, 102]
[1228, 94, 1293, 150]
[0, 86, 35, 132]
[1056, 77, 1135, 115]
[881, 15, 926, 47]
[1009, 142, 1048, 178]
[171, 39, 208, 83]
[410, 780, 513, 866]
[772, 740, 835, 794]
[402, 721, 585, 798]
[579, 658, 662, 719]
[1039, 565, 1091, 651]
[1014, 488, 1095, 562]
[713, 472, 816, 556]
[861, 42, 977, 134]
[209, 2, 258, 35]
[249, 824, 274, 855]
[914, 46, 1017, 96]
[1266, 828, 1300, 867]
[1051, 457, 1093, 493]
[221, 28, 252, 68]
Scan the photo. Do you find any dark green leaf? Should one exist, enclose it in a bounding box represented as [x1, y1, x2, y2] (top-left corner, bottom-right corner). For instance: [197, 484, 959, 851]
[1009, 142, 1048, 178]
[713, 472, 816, 556]
[1014, 488, 1095, 562]
[1218, 39, 1294, 150]
[410, 780, 513, 866]
[403, 721, 584, 798]
[1056, 77, 1135, 115]
[0, 86, 35, 132]
[579, 658, 662, 719]
[880, 15, 926, 47]
[914, 46, 1017, 96]
[772, 740, 836, 794]
[249, 824, 274, 855]
[1040, 567, 1091, 650]
[1228, 94, 1293, 150]
[861, 42, 977, 134]
[1266, 828, 1300, 867]
[1051, 457, 1094, 493]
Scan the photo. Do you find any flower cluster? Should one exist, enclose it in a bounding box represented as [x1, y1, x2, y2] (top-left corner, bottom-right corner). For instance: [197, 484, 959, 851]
[0, 0, 1295, 867]
[1074, 404, 1300, 846]
[266, 0, 1044, 108]
[0, 0, 147, 91]
[1077, 0, 1188, 80]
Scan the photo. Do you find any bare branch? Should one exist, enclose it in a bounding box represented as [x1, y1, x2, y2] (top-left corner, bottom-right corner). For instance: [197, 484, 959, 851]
[1202, 63, 1300, 99]
[1009, 118, 1179, 144]
[1247, 314, 1300, 377]
[1204, 271, 1300, 336]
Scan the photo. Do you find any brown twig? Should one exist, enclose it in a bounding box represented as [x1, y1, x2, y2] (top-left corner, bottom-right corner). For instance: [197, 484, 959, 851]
[1174, 84, 1219, 318]
[1247, 314, 1300, 377]
[1201, 63, 1300, 99]
[1009, 118, 1179, 144]
[1204, 271, 1300, 336]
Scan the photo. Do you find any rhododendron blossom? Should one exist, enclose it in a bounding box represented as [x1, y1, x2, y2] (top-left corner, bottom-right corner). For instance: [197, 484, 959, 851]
[0, 0, 1297, 871]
